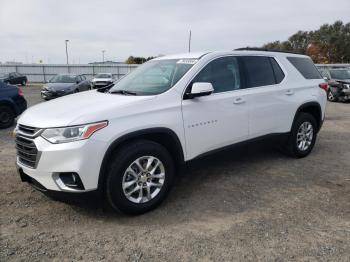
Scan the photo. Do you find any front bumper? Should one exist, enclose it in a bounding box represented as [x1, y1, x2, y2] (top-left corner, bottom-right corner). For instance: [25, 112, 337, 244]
[16, 135, 107, 192]
[41, 90, 71, 100]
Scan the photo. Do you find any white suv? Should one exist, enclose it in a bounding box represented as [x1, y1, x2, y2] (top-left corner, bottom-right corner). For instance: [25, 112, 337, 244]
[15, 50, 327, 214]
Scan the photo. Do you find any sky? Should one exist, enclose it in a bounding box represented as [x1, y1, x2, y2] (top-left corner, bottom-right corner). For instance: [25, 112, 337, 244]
[0, 0, 349, 64]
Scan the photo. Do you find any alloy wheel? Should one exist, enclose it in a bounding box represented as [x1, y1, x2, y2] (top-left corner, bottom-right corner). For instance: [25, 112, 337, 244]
[296, 121, 313, 151]
[122, 156, 165, 204]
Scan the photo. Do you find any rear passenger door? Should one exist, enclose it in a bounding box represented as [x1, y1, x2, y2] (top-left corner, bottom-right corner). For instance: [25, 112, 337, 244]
[241, 56, 294, 138]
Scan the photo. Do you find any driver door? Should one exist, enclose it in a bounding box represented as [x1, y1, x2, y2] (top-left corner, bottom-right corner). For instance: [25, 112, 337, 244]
[181, 56, 249, 160]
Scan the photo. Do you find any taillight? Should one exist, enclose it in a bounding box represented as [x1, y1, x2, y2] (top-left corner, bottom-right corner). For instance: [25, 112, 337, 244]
[18, 87, 24, 96]
[319, 83, 328, 92]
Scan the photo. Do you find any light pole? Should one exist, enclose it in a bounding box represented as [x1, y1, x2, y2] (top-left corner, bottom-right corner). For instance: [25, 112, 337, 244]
[102, 50, 106, 63]
[65, 40, 69, 65]
[188, 30, 191, 53]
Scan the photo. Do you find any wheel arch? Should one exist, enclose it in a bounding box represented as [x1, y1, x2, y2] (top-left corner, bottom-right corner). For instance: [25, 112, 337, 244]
[292, 102, 323, 132]
[97, 127, 185, 191]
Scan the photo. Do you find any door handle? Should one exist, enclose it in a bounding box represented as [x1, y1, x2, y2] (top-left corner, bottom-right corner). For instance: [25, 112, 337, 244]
[285, 90, 294, 96]
[233, 97, 245, 104]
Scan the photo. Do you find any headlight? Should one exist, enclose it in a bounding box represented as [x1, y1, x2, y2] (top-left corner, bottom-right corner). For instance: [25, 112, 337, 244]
[41, 121, 108, 144]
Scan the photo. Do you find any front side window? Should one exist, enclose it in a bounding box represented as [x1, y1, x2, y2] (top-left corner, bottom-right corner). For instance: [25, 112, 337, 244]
[192, 56, 241, 93]
[109, 59, 196, 95]
[242, 56, 276, 88]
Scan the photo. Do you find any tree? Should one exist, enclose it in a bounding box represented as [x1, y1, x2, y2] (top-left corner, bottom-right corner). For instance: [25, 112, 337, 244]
[262, 20, 350, 63]
[125, 56, 156, 64]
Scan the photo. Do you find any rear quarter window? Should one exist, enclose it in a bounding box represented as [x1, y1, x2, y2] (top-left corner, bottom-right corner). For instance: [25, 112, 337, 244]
[287, 57, 322, 79]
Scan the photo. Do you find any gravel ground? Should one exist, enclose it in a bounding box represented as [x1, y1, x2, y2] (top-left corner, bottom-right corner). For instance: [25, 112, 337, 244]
[0, 85, 349, 261]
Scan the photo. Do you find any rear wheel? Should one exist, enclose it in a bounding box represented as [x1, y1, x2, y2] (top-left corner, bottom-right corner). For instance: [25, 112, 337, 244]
[0, 105, 15, 129]
[284, 113, 317, 158]
[105, 140, 175, 215]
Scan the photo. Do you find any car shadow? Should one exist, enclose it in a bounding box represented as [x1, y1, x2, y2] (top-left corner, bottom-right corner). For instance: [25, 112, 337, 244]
[55, 138, 293, 224]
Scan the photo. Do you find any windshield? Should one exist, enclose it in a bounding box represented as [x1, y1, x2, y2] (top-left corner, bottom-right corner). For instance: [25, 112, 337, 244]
[108, 59, 197, 95]
[50, 75, 76, 83]
[329, 70, 350, 80]
[96, 74, 112, 78]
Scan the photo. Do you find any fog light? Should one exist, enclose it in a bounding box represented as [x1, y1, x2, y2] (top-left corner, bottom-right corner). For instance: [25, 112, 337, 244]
[59, 172, 84, 190]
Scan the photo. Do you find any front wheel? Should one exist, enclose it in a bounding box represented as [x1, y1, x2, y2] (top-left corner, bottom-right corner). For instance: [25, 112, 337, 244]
[105, 140, 175, 215]
[284, 113, 317, 158]
[327, 90, 337, 102]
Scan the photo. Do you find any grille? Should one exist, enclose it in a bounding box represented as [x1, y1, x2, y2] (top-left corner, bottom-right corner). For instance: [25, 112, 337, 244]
[18, 124, 40, 136]
[16, 135, 40, 168]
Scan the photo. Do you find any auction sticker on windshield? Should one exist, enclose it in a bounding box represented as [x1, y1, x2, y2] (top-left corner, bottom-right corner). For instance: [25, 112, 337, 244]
[177, 59, 198, 64]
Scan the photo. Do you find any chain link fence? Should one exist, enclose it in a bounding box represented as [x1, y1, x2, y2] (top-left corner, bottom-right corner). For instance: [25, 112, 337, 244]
[0, 64, 138, 83]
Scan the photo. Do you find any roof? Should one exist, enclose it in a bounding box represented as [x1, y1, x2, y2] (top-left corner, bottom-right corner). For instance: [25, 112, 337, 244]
[154, 50, 307, 61]
[154, 52, 209, 60]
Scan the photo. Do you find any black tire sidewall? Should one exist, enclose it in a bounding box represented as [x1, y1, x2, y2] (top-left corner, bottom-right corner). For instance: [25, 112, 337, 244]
[106, 140, 175, 215]
[0, 105, 15, 129]
[288, 113, 317, 158]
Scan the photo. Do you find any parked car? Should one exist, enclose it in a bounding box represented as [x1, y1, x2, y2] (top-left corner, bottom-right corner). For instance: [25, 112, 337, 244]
[0, 72, 28, 86]
[91, 73, 114, 88]
[15, 50, 327, 215]
[41, 74, 91, 100]
[0, 81, 27, 128]
[318, 68, 350, 102]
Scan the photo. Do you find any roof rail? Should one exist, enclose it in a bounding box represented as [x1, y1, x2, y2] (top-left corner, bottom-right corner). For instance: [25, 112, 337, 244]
[234, 47, 303, 55]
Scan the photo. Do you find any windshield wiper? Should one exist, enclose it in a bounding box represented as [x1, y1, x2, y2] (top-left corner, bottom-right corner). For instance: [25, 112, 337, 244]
[109, 90, 137, 96]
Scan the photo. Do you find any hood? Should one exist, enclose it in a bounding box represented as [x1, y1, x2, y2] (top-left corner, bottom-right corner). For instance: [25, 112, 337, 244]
[334, 79, 350, 84]
[43, 82, 75, 91]
[92, 78, 112, 82]
[18, 90, 156, 128]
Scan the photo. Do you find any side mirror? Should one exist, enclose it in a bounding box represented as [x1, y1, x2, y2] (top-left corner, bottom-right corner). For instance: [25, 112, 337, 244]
[185, 82, 214, 99]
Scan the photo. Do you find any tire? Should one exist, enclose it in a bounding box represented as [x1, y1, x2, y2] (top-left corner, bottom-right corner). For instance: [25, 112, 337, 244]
[0, 105, 15, 129]
[284, 113, 317, 158]
[74, 89, 79, 93]
[105, 140, 175, 215]
[327, 90, 337, 102]
[21, 80, 26, 86]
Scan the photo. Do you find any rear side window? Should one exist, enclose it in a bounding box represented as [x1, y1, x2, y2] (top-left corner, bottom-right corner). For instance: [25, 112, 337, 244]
[242, 56, 275, 88]
[287, 57, 322, 79]
[270, 58, 285, 83]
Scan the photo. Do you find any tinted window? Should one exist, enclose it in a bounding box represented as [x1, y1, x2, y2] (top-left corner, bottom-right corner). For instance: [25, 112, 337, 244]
[242, 56, 275, 88]
[270, 58, 285, 83]
[193, 57, 241, 93]
[287, 57, 322, 79]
